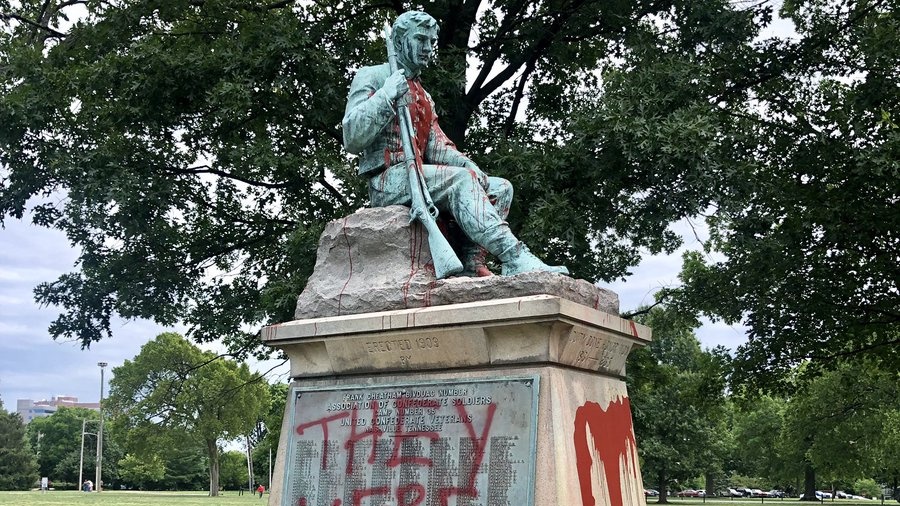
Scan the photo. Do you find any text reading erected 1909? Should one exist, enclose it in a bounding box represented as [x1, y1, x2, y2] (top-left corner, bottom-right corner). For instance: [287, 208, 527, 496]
[285, 378, 537, 506]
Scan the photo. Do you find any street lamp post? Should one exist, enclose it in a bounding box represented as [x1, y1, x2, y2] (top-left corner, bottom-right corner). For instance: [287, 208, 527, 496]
[96, 362, 107, 492]
[78, 419, 97, 491]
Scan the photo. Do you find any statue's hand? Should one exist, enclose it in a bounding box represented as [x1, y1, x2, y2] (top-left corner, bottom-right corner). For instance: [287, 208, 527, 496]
[464, 162, 489, 190]
[383, 69, 409, 103]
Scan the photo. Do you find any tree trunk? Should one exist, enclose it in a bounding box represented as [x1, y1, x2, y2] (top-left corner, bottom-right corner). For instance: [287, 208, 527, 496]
[800, 463, 816, 501]
[432, 2, 479, 150]
[207, 439, 220, 497]
[706, 474, 715, 497]
[658, 467, 669, 504]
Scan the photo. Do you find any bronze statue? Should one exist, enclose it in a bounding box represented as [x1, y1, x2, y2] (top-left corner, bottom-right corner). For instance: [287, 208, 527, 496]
[342, 11, 568, 278]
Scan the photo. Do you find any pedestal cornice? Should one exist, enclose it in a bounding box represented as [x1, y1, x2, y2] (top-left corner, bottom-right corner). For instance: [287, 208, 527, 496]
[261, 295, 651, 379]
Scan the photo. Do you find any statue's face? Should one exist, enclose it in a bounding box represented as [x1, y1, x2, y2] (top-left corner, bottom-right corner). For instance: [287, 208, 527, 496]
[399, 25, 438, 72]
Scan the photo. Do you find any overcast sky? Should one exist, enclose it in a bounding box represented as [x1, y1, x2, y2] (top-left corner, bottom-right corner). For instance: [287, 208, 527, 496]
[0, 207, 748, 413]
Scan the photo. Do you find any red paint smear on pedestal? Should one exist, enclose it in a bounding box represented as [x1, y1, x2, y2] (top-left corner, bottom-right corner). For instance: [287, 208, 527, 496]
[573, 397, 638, 506]
[337, 216, 353, 315]
[629, 320, 639, 337]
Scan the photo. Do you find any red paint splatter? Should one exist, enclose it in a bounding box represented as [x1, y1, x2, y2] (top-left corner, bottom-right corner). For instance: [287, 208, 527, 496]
[295, 412, 350, 470]
[573, 397, 638, 506]
[344, 401, 383, 474]
[437, 403, 497, 505]
[353, 486, 390, 506]
[402, 220, 425, 307]
[397, 483, 426, 506]
[387, 400, 441, 467]
[337, 216, 353, 315]
[629, 321, 639, 337]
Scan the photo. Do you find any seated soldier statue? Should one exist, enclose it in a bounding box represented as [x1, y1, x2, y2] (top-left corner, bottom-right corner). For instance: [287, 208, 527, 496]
[342, 10, 568, 277]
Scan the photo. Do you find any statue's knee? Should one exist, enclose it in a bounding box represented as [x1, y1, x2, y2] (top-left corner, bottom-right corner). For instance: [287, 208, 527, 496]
[488, 177, 513, 209]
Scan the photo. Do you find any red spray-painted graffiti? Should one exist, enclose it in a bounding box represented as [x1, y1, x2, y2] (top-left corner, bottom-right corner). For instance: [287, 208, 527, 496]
[573, 397, 639, 506]
[293, 398, 498, 506]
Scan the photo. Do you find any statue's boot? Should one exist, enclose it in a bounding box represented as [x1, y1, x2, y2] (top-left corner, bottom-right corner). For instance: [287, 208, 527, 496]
[459, 245, 493, 277]
[497, 241, 569, 276]
[441, 168, 568, 276]
[466, 222, 568, 276]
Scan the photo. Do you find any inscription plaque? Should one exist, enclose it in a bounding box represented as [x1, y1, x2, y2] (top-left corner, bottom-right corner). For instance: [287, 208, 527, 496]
[283, 377, 539, 506]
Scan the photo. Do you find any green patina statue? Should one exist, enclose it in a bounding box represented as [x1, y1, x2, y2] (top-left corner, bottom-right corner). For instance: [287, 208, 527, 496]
[342, 10, 568, 278]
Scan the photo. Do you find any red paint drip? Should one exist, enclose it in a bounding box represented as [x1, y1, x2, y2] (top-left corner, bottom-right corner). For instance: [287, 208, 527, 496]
[295, 412, 350, 470]
[337, 216, 353, 315]
[353, 486, 390, 506]
[629, 321, 639, 337]
[573, 397, 638, 506]
[397, 483, 426, 506]
[402, 220, 425, 307]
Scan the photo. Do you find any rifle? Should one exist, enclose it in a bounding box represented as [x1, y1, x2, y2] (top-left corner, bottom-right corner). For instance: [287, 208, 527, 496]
[383, 22, 463, 279]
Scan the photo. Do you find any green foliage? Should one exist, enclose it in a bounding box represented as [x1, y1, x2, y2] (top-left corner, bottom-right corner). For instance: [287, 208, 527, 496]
[106, 332, 269, 496]
[25, 407, 103, 484]
[628, 304, 730, 500]
[0, 398, 38, 490]
[117, 453, 165, 490]
[729, 396, 789, 485]
[667, 0, 900, 391]
[218, 451, 247, 491]
[780, 360, 898, 487]
[250, 381, 287, 486]
[853, 478, 883, 498]
[0, 0, 771, 358]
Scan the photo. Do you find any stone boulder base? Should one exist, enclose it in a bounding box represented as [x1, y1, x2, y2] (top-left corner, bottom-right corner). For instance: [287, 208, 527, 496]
[295, 206, 618, 319]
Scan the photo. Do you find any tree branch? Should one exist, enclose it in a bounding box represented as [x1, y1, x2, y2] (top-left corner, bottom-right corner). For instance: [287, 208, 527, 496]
[0, 12, 67, 38]
[502, 56, 538, 139]
[167, 164, 292, 190]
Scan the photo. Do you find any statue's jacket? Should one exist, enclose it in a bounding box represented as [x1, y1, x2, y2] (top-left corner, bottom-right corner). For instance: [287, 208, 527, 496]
[342, 63, 474, 177]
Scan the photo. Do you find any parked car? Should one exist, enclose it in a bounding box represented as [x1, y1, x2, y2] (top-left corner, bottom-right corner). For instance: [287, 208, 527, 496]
[645, 489, 660, 497]
[678, 490, 701, 497]
[750, 489, 768, 498]
[697, 490, 707, 497]
[727, 488, 744, 498]
[769, 490, 786, 498]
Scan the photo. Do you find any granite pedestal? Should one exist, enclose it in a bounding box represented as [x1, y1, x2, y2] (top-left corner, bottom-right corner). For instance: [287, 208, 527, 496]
[261, 295, 650, 506]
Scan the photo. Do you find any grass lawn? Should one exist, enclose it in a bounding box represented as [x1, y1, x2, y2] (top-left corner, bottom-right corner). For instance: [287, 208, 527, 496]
[0, 490, 268, 505]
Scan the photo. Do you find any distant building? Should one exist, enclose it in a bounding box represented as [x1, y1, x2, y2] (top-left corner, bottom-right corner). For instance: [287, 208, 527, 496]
[16, 396, 100, 423]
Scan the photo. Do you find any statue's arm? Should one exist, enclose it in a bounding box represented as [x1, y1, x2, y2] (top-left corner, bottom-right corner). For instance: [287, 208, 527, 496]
[425, 114, 475, 169]
[342, 67, 395, 155]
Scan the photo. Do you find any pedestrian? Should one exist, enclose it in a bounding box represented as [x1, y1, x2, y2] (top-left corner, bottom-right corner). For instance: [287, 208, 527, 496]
[257, 484, 265, 498]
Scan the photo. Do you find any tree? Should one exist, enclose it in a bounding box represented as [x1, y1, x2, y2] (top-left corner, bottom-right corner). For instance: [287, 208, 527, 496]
[729, 396, 789, 487]
[666, 0, 899, 391]
[219, 451, 249, 491]
[251, 381, 287, 488]
[117, 453, 165, 490]
[628, 305, 730, 502]
[0, 0, 768, 355]
[0, 397, 38, 490]
[777, 359, 899, 500]
[25, 406, 101, 486]
[106, 332, 269, 496]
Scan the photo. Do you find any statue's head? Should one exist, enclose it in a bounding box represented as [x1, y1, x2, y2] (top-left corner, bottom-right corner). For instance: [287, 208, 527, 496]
[392, 11, 439, 74]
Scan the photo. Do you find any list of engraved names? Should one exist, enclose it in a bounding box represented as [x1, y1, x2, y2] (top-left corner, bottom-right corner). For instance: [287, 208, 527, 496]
[286, 378, 537, 506]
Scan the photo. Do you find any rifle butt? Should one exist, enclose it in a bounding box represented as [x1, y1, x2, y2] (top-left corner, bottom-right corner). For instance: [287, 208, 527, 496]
[419, 216, 463, 279]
